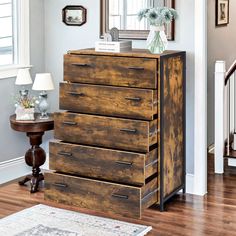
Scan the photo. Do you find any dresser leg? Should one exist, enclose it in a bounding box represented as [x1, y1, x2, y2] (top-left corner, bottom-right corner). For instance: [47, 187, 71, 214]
[160, 203, 165, 212]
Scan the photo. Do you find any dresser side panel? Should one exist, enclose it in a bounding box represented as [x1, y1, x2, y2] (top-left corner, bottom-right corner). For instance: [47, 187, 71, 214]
[161, 53, 185, 198]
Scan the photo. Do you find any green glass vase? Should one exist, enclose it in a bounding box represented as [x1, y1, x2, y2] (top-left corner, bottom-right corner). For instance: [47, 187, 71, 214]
[147, 25, 168, 54]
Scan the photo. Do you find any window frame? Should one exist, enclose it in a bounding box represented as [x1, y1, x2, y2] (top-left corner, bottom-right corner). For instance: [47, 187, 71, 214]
[0, 0, 30, 79]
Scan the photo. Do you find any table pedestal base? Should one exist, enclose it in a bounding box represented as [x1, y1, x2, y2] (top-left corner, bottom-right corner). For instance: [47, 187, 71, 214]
[19, 173, 44, 193]
[18, 132, 46, 193]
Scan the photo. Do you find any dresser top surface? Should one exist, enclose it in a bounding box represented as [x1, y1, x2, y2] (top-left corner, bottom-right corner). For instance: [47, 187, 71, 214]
[67, 48, 185, 59]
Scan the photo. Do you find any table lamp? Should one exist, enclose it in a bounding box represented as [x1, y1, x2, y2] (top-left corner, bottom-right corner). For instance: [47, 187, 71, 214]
[32, 73, 54, 119]
[15, 68, 33, 99]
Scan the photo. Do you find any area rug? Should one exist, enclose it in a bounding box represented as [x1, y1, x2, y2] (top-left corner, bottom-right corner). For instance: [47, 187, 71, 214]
[0, 204, 152, 236]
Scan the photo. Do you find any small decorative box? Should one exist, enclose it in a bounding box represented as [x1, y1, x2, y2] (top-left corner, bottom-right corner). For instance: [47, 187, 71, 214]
[15, 106, 35, 121]
[95, 41, 132, 53]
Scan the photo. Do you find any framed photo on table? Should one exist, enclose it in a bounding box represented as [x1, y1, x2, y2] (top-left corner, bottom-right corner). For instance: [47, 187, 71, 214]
[62, 5, 87, 26]
[216, 0, 229, 26]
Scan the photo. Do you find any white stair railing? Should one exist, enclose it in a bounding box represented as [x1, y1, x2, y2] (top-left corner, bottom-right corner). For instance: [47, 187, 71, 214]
[214, 60, 236, 173]
[214, 61, 226, 173]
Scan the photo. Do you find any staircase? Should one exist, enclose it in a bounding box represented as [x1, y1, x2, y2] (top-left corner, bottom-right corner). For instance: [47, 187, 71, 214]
[215, 60, 236, 173]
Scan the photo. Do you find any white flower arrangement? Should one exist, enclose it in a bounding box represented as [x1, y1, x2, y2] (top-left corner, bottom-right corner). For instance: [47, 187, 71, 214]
[138, 7, 178, 26]
[14, 95, 36, 109]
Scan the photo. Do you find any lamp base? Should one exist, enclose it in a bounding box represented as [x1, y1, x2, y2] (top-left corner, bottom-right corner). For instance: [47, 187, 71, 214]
[39, 113, 49, 120]
[38, 91, 49, 120]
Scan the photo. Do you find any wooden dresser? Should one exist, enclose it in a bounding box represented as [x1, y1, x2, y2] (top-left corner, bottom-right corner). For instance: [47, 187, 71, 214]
[44, 49, 186, 218]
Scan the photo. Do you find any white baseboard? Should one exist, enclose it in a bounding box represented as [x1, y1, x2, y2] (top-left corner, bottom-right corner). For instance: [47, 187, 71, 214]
[0, 153, 50, 185]
[186, 174, 194, 195]
[0, 156, 31, 185]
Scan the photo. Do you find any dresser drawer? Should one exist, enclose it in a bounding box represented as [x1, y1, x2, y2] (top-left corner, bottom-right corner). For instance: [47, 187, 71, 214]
[60, 83, 157, 120]
[50, 141, 158, 186]
[44, 172, 158, 218]
[64, 54, 158, 89]
[54, 112, 158, 153]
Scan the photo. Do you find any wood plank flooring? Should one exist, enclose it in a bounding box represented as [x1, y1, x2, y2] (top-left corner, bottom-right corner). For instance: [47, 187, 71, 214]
[1, 154, 236, 236]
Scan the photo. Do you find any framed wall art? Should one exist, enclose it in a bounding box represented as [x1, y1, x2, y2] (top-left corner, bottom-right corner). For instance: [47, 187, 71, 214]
[62, 5, 87, 26]
[216, 0, 229, 26]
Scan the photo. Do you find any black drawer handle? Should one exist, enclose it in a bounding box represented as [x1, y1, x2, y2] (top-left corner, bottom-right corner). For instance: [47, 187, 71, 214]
[68, 92, 85, 97]
[53, 183, 68, 188]
[62, 121, 77, 126]
[125, 97, 141, 102]
[58, 151, 72, 157]
[115, 161, 133, 166]
[112, 193, 129, 200]
[71, 63, 91, 67]
[120, 128, 137, 134]
[128, 66, 144, 70]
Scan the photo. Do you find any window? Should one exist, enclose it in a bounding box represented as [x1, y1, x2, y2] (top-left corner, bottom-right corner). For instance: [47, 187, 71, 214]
[109, 0, 156, 30]
[0, 0, 29, 79]
[0, 0, 14, 66]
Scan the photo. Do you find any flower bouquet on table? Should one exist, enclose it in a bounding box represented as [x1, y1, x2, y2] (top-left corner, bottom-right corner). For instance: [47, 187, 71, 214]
[14, 95, 36, 121]
[138, 7, 178, 54]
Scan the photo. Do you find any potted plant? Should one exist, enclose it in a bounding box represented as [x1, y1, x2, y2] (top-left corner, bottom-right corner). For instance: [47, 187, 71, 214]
[138, 7, 178, 54]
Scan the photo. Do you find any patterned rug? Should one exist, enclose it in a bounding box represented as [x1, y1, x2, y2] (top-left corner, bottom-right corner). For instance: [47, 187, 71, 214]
[0, 204, 152, 236]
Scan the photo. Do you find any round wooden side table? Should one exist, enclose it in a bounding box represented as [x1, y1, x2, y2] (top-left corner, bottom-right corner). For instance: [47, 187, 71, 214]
[10, 113, 54, 193]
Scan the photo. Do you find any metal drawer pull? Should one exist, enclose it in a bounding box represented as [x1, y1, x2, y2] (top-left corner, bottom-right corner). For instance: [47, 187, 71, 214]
[58, 151, 72, 157]
[68, 92, 85, 97]
[128, 66, 144, 70]
[112, 193, 129, 200]
[125, 97, 141, 102]
[115, 160, 133, 166]
[71, 63, 91, 67]
[62, 121, 77, 126]
[120, 128, 137, 134]
[53, 183, 68, 188]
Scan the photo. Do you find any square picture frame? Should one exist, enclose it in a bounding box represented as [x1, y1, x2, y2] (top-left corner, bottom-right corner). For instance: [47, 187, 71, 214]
[62, 5, 87, 26]
[216, 0, 229, 26]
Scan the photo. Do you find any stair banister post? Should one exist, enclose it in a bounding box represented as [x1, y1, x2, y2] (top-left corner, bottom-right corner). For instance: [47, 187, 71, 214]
[214, 61, 226, 174]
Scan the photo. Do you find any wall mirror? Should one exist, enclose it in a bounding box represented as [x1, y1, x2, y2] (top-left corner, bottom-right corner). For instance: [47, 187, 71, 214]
[100, 0, 175, 40]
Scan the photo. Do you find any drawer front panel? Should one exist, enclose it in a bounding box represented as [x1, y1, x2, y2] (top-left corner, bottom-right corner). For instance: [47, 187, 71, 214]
[44, 172, 158, 218]
[60, 83, 157, 120]
[64, 54, 157, 89]
[50, 141, 158, 185]
[54, 112, 158, 152]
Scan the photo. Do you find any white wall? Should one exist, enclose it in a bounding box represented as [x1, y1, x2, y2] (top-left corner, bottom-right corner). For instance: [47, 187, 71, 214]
[207, 0, 236, 145]
[44, 0, 195, 174]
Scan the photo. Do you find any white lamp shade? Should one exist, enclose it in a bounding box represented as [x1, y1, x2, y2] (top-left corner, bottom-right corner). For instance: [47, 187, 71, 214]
[15, 68, 32, 85]
[32, 73, 54, 91]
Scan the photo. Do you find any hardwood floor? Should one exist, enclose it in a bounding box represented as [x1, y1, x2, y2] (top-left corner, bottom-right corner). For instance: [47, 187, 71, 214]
[1, 154, 236, 235]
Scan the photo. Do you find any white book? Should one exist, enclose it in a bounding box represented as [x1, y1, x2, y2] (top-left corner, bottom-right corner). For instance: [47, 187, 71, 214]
[95, 41, 132, 53]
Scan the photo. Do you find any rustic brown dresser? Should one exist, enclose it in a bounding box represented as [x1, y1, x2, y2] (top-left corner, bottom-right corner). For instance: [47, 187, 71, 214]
[44, 49, 186, 219]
